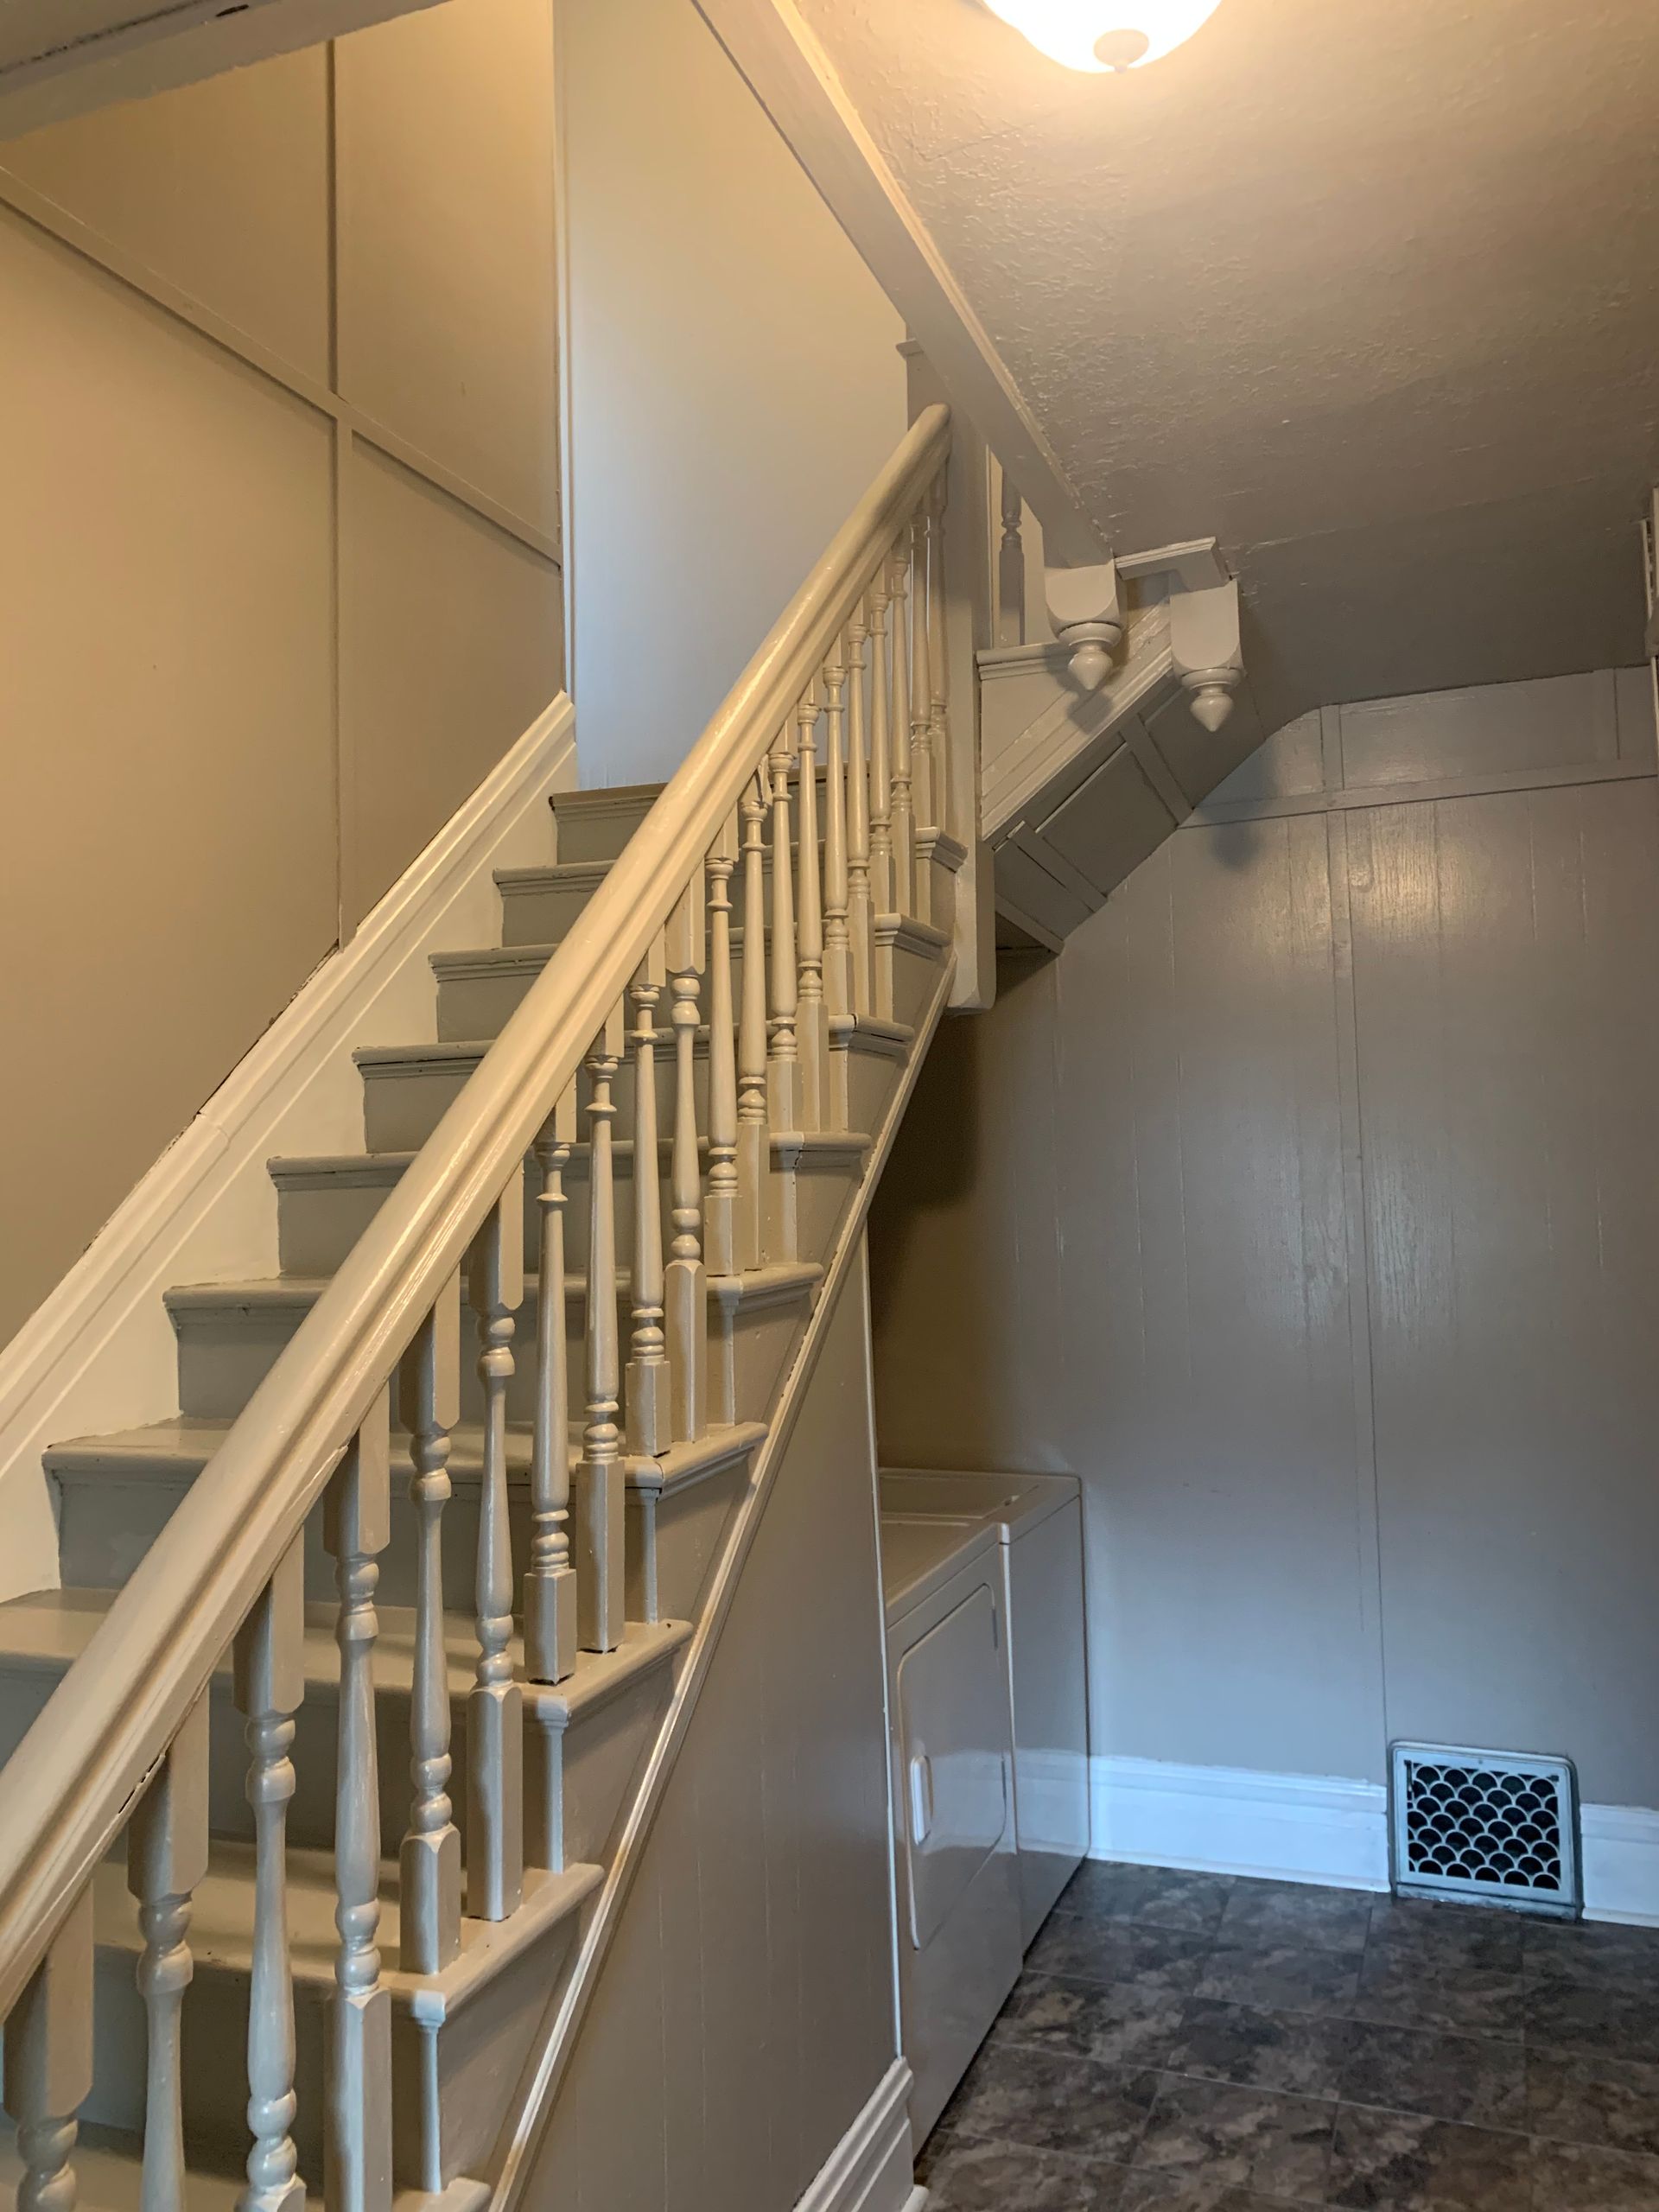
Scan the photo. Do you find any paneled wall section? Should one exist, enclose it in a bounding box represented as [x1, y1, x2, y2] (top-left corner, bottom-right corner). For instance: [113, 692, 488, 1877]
[871, 667, 1659, 1809]
[0, 4, 562, 1343]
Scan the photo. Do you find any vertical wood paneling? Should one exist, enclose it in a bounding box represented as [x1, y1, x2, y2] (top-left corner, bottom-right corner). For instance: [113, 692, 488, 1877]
[531, 1258, 895, 2212]
[1351, 781, 1659, 1802]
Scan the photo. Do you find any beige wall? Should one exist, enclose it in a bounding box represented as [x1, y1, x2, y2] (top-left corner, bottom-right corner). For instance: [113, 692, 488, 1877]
[527, 1254, 898, 2209]
[0, 3, 563, 1347]
[556, 0, 908, 789]
[871, 666, 1659, 1808]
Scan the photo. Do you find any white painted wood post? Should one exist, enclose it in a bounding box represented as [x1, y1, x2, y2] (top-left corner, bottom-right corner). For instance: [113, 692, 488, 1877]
[845, 602, 874, 1018]
[887, 541, 916, 917]
[794, 683, 827, 1133]
[911, 508, 938, 843]
[928, 472, 952, 844]
[823, 636, 851, 1023]
[866, 567, 895, 919]
[996, 464, 1026, 649]
[576, 1001, 626, 1652]
[624, 937, 671, 1454]
[665, 874, 707, 1442]
[467, 1177, 524, 1922]
[397, 1279, 462, 1974]
[526, 1087, 578, 1685]
[128, 1692, 210, 2212]
[322, 1394, 392, 2212]
[233, 1537, 307, 2212]
[704, 812, 741, 1278]
[736, 772, 770, 1271]
[766, 728, 801, 1135]
[2, 1887, 94, 2212]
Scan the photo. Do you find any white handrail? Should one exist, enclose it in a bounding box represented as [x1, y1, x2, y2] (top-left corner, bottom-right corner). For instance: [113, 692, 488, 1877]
[0, 404, 951, 2022]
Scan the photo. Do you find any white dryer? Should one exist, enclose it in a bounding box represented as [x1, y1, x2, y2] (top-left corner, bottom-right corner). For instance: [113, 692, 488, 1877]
[881, 1517, 1023, 2144]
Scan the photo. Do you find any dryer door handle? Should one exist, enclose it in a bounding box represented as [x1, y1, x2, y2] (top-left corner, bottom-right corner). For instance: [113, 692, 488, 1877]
[908, 1749, 934, 1847]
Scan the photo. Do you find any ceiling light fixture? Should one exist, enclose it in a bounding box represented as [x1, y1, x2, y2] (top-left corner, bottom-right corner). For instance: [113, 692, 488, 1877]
[982, 0, 1224, 72]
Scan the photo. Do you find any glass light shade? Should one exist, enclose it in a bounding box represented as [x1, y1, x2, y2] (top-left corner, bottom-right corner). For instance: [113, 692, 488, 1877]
[982, 0, 1224, 71]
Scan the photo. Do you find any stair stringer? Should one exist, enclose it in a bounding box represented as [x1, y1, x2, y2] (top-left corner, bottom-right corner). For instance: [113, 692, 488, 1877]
[480, 949, 958, 2209]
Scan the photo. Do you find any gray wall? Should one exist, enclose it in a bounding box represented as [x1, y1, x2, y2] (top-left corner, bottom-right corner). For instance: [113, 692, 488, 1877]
[527, 1253, 898, 2209]
[871, 666, 1659, 1808]
[0, 0, 563, 1348]
[556, 0, 907, 789]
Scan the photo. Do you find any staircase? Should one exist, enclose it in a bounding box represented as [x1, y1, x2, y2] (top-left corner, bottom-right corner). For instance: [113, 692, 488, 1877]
[0, 410, 964, 2209]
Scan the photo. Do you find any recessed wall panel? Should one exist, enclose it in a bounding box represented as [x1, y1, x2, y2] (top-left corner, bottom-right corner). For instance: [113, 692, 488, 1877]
[335, 0, 559, 534]
[1, 46, 331, 382]
[340, 437, 562, 927]
[0, 210, 336, 1344]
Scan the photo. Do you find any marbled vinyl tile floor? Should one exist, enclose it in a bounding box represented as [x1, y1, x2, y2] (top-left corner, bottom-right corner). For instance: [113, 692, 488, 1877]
[917, 1860, 1659, 2210]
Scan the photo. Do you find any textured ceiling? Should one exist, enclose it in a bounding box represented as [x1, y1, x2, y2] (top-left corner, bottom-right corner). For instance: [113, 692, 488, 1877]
[795, 0, 1659, 725]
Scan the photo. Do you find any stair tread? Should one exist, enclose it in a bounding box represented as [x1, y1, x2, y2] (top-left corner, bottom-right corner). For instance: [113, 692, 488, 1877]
[354, 1013, 911, 1071]
[0, 2119, 327, 2211]
[161, 1261, 822, 1312]
[268, 1131, 868, 1180]
[46, 1415, 768, 1496]
[0, 1588, 691, 1726]
[88, 1845, 603, 2017]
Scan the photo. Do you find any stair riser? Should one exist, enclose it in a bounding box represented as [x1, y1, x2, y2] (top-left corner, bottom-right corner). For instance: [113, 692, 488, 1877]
[172, 1285, 810, 1428]
[361, 1052, 709, 1154]
[436, 919, 784, 1044]
[527, 1657, 672, 1872]
[626, 1458, 747, 1626]
[85, 1913, 582, 2193]
[877, 936, 945, 1033]
[277, 1154, 860, 1279]
[497, 855, 804, 950]
[550, 794, 657, 864]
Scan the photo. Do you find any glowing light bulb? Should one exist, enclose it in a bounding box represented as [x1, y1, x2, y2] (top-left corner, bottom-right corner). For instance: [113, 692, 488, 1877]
[981, 0, 1224, 72]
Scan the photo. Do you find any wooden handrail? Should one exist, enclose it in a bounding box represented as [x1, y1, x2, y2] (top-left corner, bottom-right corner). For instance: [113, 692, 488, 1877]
[0, 404, 951, 2023]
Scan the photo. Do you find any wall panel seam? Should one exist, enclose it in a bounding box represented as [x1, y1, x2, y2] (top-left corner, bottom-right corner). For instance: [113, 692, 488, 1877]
[1188, 755, 1655, 828]
[0, 168, 562, 564]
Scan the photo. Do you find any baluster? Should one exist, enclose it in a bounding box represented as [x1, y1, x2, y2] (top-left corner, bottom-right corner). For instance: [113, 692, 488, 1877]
[766, 728, 800, 1133]
[128, 1694, 210, 2212]
[526, 1085, 578, 1684]
[996, 464, 1026, 647]
[867, 565, 894, 918]
[887, 542, 916, 918]
[576, 1001, 626, 1652]
[397, 1281, 462, 1974]
[928, 473, 950, 840]
[823, 637, 851, 1021]
[794, 683, 827, 1131]
[234, 1538, 307, 2212]
[911, 507, 938, 844]
[705, 813, 740, 1277]
[736, 773, 770, 1270]
[2, 1888, 93, 2212]
[468, 1176, 524, 1922]
[624, 940, 671, 1453]
[665, 874, 707, 1441]
[844, 603, 874, 1018]
[323, 1395, 392, 2212]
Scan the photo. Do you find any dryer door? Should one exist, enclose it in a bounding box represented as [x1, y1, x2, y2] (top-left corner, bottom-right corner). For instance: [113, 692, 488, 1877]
[894, 1582, 1011, 1950]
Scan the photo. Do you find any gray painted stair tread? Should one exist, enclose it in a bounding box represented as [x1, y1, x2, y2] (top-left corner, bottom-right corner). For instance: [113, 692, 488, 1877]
[0, 1586, 690, 1724]
[87, 1847, 603, 2017]
[269, 1135, 868, 1181]
[45, 1415, 769, 1496]
[162, 1259, 823, 1315]
[353, 1019, 911, 1073]
[0, 2120, 327, 2210]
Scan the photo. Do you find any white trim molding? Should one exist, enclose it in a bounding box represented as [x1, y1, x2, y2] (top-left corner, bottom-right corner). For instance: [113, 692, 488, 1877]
[0, 697, 576, 1600]
[1089, 1757, 1659, 1926]
[791, 2060, 918, 2212]
[1089, 1757, 1391, 1893]
[1580, 1804, 1659, 1927]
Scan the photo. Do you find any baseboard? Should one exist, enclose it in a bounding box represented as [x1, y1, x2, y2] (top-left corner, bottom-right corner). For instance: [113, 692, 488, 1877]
[1580, 1803, 1659, 1926]
[0, 696, 576, 1600]
[1089, 1756, 1659, 1926]
[792, 2060, 916, 2212]
[1090, 1756, 1390, 1892]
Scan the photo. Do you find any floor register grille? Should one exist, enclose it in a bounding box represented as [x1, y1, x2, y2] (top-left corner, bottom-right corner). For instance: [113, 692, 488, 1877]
[1389, 1739, 1579, 1916]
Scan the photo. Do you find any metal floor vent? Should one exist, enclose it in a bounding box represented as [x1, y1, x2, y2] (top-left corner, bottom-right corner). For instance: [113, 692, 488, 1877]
[1389, 1742, 1580, 1916]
